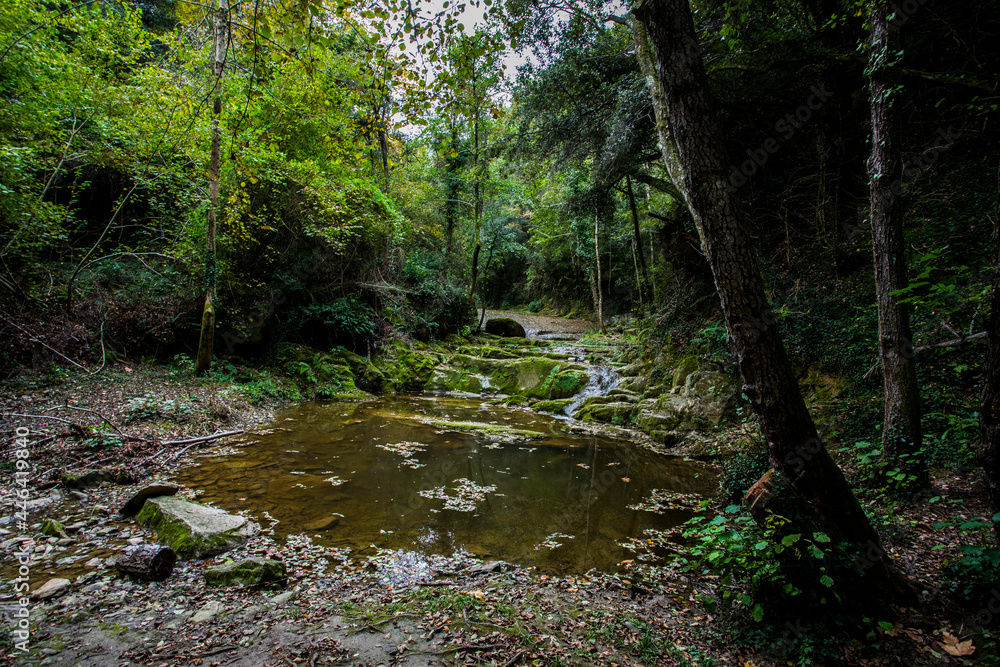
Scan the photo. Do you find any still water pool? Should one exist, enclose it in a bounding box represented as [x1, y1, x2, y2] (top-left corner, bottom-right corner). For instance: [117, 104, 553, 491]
[173, 396, 716, 574]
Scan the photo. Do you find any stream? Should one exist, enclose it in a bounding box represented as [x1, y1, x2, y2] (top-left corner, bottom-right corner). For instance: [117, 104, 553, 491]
[172, 395, 716, 575]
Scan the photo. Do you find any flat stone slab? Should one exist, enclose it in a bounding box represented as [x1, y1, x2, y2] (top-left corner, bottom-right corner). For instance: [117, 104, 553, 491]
[137, 496, 256, 559]
[119, 483, 179, 517]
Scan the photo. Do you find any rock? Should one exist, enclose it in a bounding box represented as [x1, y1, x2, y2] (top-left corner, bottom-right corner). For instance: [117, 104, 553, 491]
[469, 561, 503, 574]
[82, 582, 107, 594]
[190, 601, 223, 624]
[60, 470, 106, 490]
[484, 318, 527, 338]
[303, 516, 341, 532]
[119, 483, 180, 518]
[574, 401, 637, 424]
[31, 578, 71, 601]
[137, 496, 256, 559]
[204, 558, 286, 587]
[269, 590, 295, 605]
[127, 537, 144, 545]
[532, 398, 575, 414]
[40, 519, 67, 538]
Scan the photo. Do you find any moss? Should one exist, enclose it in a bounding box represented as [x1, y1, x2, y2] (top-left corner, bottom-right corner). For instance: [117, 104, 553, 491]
[532, 398, 575, 414]
[575, 402, 638, 424]
[204, 558, 286, 587]
[671, 356, 700, 392]
[137, 498, 250, 559]
[40, 519, 66, 537]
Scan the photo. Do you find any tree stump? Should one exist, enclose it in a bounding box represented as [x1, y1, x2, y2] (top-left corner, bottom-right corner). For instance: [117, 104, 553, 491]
[115, 544, 176, 582]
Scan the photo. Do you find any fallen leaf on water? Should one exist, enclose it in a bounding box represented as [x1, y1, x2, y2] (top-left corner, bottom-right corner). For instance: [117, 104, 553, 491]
[621, 477, 630, 482]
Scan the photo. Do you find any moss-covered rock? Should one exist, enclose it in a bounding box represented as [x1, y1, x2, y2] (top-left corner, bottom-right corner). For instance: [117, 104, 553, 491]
[375, 339, 439, 392]
[426, 368, 486, 393]
[204, 558, 286, 587]
[532, 398, 575, 414]
[574, 402, 638, 424]
[671, 356, 700, 393]
[60, 469, 106, 490]
[41, 519, 67, 538]
[137, 496, 256, 559]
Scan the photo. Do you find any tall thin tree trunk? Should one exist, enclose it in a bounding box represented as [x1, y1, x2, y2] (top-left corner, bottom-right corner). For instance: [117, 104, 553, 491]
[593, 213, 605, 333]
[868, 0, 926, 484]
[634, 0, 911, 602]
[196, 0, 227, 375]
[982, 162, 1000, 544]
[626, 175, 652, 309]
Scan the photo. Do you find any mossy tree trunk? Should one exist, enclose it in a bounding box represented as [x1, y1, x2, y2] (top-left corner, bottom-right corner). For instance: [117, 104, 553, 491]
[196, 0, 227, 375]
[868, 0, 927, 485]
[634, 0, 913, 604]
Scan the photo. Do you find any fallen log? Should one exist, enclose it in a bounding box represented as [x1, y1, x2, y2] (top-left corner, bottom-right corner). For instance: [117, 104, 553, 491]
[164, 430, 244, 462]
[115, 544, 176, 582]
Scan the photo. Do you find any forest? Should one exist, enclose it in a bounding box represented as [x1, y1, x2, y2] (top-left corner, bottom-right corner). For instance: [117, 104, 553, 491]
[2, 0, 1000, 664]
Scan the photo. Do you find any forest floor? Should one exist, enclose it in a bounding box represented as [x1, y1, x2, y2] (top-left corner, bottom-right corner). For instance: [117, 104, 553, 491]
[0, 319, 997, 665]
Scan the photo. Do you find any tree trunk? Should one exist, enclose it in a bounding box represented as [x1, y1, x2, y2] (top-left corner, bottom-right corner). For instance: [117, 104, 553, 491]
[868, 1, 926, 484]
[626, 175, 652, 308]
[196, 0, 227, 375]
[593, 214, 605, 333]
[115, 544, 176, 582]
[634, 0, 912, 603]
[982, 163, 1000, 545]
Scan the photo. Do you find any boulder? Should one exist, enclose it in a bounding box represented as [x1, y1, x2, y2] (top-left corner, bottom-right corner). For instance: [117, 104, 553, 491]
[137, 496, 256, 559]
[484, 318, 527, 338]
[31, 578, 71, 601]
[119, 483, 180, 518]
[204, 558, 286, 587]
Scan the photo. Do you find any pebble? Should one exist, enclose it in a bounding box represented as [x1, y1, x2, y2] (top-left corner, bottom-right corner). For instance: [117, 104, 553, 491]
[127, 537, 144, 545]
[31, 578, 71, 601]
[190, 601, 223, 624]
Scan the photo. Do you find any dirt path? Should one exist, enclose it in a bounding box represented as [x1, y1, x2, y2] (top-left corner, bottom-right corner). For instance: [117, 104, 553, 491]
[481, 310, 596, 339]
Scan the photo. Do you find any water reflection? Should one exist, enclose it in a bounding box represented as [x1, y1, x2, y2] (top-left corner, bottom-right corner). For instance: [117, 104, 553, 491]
[172, 396, 716, 574]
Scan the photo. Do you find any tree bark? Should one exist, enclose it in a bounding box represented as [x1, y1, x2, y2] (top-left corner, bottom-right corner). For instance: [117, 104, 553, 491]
[868, 0, 926, 484]
[115, 544, 176, 581]
[626, 175, 652, 308]
[196, 0, 227, 375]
[634, 0, 911, 602]
[982, 163, 1000, 544]
[593, 213, 605, 333]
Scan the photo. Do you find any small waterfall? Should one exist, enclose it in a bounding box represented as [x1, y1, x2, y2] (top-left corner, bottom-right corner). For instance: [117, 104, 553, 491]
[564, 363, 619, 416]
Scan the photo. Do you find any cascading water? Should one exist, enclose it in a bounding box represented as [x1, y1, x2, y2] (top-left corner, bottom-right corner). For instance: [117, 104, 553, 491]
[563, 358, 620, 417]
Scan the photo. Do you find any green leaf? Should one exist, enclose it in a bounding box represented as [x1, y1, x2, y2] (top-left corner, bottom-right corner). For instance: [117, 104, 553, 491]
[820, 574, 835, 588]
[754, 540, 768, 551]
[781, 533, 801, 547]
[752, 604, 764, 622]
[724, 504, 740, 514]
[813, 532, 831, 543]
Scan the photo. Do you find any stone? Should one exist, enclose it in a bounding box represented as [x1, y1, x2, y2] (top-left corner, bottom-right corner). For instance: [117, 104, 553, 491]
[119, 483, 180, 518]
[484, 318, 527, 338]
[204, 558, 286, 587]
[31, 578, 71, 601]
[60, 470, 106, 490]
[469, 561, 503, 574]
[190, 601, 223, 624]
[137, 496, 256, 559]
[269, 590, 295, 605]
[40, 519, 68, 538]
[303, 516, 341, 532]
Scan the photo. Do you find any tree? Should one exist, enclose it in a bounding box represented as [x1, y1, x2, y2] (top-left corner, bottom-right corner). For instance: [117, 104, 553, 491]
[982, 165, 1000, 544]
[866, 0, 926, 485]
[195, 0, 228, 375]
[632, 0, 912, 602]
